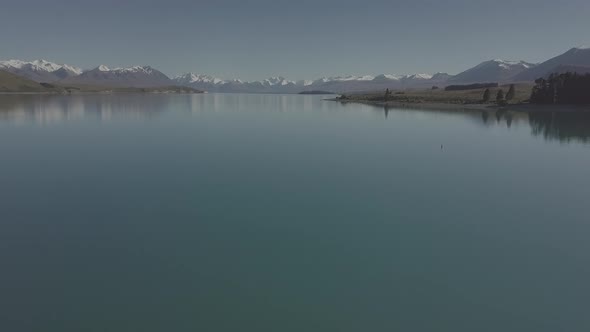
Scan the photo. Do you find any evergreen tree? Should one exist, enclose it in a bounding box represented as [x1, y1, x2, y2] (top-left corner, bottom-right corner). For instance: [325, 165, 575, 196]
[506, 84, 516, 101]
[483, 88, 491, 102]
[384, 88, 391, 101]
[496, 89, 505, 104]
[531, 72, 590, 105]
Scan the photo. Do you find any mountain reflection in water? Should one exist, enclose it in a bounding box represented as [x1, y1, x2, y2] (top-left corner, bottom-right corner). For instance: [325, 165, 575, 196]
[1, 94, 590, 144]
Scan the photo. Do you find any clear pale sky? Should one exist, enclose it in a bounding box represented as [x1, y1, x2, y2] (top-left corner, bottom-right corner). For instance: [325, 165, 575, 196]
[1, 0, 588, 80]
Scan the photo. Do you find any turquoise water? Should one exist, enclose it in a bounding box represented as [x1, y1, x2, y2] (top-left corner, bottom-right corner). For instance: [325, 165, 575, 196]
[1, 94, 589, 331]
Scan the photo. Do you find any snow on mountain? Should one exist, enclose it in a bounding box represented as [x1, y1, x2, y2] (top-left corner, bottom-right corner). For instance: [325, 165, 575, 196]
[310, 75, 376, 84]
[372, 74, 397, 82]
[449, 59, 536, 84]
[172, 71, 453, 93]
[1, 59, 61, 72]
[261, 77, 296, 86]
[60, 65, 174, 88]
[117, 66, 156, 74]
[491, 59, 535, 70]
[0, 59, 83, 81]
[381, 74, 402, 80]
[60, 64, 83, 75]
[403, 73, 433, 80]
[93, 65, 157, 74]
[297, 80, 313, 86]
[174, 73, 226, 85]
[327, 75, 376, 81]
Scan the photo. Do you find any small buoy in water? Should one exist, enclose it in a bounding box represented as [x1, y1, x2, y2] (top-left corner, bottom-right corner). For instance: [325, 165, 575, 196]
[441, 144, 443, 149]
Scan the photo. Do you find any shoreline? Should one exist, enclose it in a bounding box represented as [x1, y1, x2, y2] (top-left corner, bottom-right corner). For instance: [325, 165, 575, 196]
[0, 90, 204, 96]
[325, 98, 590, 113]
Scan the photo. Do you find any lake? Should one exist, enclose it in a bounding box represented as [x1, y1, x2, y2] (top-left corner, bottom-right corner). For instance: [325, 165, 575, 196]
[1, 93, 589, 332]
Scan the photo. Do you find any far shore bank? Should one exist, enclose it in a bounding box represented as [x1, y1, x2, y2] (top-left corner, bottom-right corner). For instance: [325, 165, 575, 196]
[325, 98, 590, 113]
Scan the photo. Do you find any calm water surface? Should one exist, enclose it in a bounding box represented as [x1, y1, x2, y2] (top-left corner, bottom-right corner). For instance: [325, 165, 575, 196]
[1, 94, 589, 332]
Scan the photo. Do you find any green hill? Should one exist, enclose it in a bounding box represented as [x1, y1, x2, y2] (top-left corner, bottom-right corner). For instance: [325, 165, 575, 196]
[0, 69, 63, 93]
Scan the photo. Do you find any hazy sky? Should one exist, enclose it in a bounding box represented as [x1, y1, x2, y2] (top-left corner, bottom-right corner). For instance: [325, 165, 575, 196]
[1, 0, 589, 80]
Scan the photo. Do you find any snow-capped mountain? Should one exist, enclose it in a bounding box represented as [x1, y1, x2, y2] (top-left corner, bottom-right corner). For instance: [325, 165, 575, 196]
[261, 77, 296, 86]
[319, 75, 376, 82]
[372, 74, 402, 81]
[0, 59, 82, 82]
[5, 46, 589, 93]
[403, 73, 433, 80]
[297, 80, 314, 86]
[173, 74, 295, 93]
[449, 59, 536, 84]
[173, 72, 454, 93]
[174, 73, 226, 85]
[60, 65, 174, 88]
[512, 47, 590, 81]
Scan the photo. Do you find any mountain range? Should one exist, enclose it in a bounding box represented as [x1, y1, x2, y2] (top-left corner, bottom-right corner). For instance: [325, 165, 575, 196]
[59, 65, 174, 88]
[511, 47, 590, 81]
[447, 60, 536, 84]
[0, 59, 82, 82]
[2, 47, 590, 93]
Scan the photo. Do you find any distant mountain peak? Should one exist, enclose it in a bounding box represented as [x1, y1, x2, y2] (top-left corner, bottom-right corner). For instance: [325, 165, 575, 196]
[0, 59, 82, 73]
[262, 76, 295, 86]
[91, 65, 157, 75]
[61, 64, 173, 88]
[317, 75, 376, 82]
[0, 58, 83, 81]
[448, 58, 537, 84]
[512, 47, 590, 81]
[568, 46, 590, 53]
[296, 79, 314, 86]
[431, 72, 452, 79]
[373, 74, 401, 81]
[174, 72, 226, 85]
[476, 59, 535, 69]
[404, 73, 433, 80]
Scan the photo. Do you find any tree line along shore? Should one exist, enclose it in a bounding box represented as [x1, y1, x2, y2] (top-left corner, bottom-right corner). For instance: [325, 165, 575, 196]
[331, 72, 590, 112]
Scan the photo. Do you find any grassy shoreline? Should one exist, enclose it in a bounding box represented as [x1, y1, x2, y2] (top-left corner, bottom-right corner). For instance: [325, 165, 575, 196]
[326, 98, 494, 111]
[325, 83, 590, 113]
[327, 97, 590, 113]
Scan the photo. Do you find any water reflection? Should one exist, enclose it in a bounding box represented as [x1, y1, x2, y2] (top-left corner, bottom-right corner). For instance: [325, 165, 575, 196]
[375, 105, 590, 144]
[529, 112, 590, 143]
[0, 93, 341, 125]
[482, 111, 489, 124]
[379, 104, 527, 131]
[2, 94, 590, 144]
[0, 94, 180, 124]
